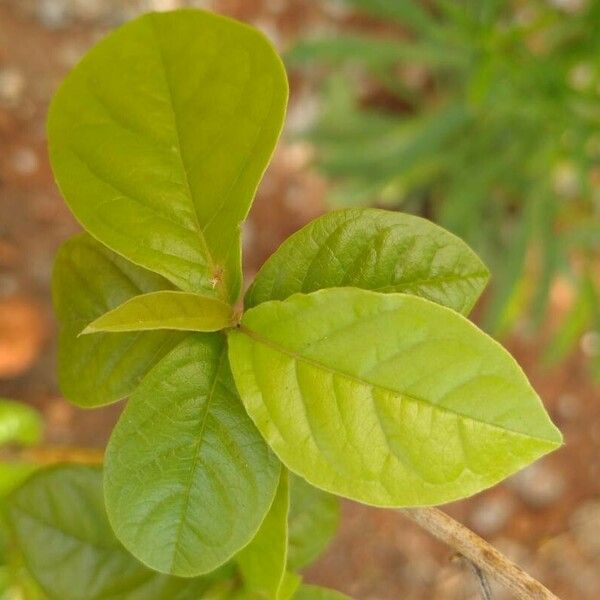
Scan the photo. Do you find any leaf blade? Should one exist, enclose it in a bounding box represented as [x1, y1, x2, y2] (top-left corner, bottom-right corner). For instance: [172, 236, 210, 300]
[288, 475, 339, 570]
[236, 470, 289, 598]
[82, 291, 234, 334]
[6, 465, 233, 600]
[48, 9, 288, 301]
[246, 209, 489, 315]
[104, 334, 281, 577]
[229, 288, 562, 507]
[52, 234, 184, 407]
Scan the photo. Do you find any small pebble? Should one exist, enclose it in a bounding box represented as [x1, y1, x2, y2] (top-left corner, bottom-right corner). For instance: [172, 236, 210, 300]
[0, 296, 46, 379]
[508, 462, 565, 507]
[0, 69, 25, 106]
[9, 147, 39, 176]
[468, 494, 515, 536]
[37, 0, 72, 28]
[570, 500, 600, 557]
[557, 393, 580, 420]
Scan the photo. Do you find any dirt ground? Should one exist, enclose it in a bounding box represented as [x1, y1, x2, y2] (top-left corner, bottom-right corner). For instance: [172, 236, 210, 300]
[1, 2, 599, 598]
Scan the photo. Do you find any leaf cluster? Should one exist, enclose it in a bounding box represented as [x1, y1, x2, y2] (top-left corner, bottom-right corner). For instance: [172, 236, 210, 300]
[0, 9, 562, 600]
[289, 0, 600, 373]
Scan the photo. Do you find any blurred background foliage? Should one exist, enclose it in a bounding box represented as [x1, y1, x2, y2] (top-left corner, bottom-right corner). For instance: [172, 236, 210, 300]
[289, 0, 600, 377]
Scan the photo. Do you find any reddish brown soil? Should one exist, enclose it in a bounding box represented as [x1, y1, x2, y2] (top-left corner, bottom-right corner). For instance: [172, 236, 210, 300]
[1, 2, 599, 599]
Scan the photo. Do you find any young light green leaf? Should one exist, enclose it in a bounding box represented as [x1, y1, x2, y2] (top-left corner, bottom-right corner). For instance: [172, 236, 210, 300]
[82, 291, 234, 334]
[288, 475, 339, 570]
[53, 234, 185, 407]
[229, 288, 562, 507]
[7, 466, 234, 600]
[104, 334, 281, 577]
[294, 585, 351, 600]
[245, 209, 489, 315]
[236, 470, 289, 599]
[48, 9, 288, 302]
[0, 399, 43, 447]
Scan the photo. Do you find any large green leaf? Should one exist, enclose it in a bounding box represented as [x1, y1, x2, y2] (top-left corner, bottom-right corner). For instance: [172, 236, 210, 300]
[82, 291, 234, 334]
[229, 288, 562, 507]
[236, 470, 289, 599]
[53, 234, 184, 407]
[48, 9, 287, 302]
[6, 466, 234, 600]
[0, 399, 42, 447]
[104, 334, 280, 577]
[288, 475, 339, 570]
[245, 209, 489, 315]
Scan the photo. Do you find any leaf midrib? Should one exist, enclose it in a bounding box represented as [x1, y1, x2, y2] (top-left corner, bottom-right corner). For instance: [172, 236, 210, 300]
[237, 325, 558, 445]
[148, 14, 222, 293]
[170, 345, 227, 571]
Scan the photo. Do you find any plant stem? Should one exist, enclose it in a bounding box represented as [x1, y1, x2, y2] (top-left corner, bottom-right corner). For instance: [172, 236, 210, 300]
[400, 507, 559, 600]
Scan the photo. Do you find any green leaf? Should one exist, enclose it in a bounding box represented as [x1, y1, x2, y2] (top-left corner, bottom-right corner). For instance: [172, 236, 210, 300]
[0, 464, 39, 497]
[6, 465, 234, 600]
[104, 334, 280, 577]
[48, 9, 287, 302]
[229, 288, 562, 507]
[237, 470, 289, 599]
[82, 291, 234, 334]
[53, 234, 185, 407]
[246, 209, 489, 315]
[288, 476, 339, 570]
[294, 585, 351, 600]
[280, 573, 302, 600]
[0, 400, 42, 447]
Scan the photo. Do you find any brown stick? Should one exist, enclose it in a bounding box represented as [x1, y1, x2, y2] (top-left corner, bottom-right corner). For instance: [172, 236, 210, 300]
[400, 507, 560, 600]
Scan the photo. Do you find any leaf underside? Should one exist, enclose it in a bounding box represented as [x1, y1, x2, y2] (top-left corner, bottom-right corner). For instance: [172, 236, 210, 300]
[104, 334, 281, 577]
[52, 234, 184, 407]
[229, 288, 562, 507]
[246, 208, 489, 314]
[48, 9, 288, 302]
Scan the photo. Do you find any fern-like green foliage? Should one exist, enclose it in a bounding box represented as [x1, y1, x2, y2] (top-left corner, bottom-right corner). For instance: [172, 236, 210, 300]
[289, 0, 600, 374]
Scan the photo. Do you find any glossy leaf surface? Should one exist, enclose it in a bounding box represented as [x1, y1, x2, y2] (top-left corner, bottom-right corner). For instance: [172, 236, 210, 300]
[104, 334, 280, 577]
[288, 475, 340, 570]
[246, 208, 489, 314]
[48, 9, 287, 302]
[83, 291, 234, 333]
[229, 288, 562, 506]
[0, 399, 42, 446]
[53, 234, 184, 407]
[237, 470, 289, 599]
[7, 466, 232, 600]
